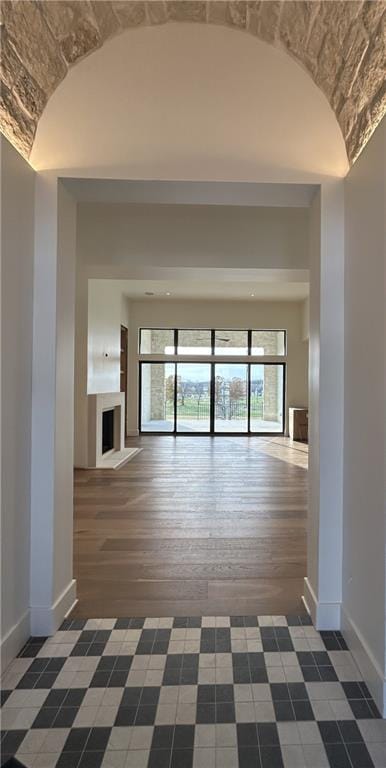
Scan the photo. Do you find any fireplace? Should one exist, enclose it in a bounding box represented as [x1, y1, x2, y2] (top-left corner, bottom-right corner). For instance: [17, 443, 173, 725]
[102, 409, 114, 454]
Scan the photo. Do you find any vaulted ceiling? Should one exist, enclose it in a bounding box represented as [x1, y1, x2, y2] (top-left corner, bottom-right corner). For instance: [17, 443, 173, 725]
[1, 0, 385, 165]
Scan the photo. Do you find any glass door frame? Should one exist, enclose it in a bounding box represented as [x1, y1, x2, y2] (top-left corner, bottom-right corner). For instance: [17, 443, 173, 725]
[139, 360, 286, 436]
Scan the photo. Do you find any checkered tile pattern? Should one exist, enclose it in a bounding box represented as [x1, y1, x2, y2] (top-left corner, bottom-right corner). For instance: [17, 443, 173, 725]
[1, 615, 385, 767]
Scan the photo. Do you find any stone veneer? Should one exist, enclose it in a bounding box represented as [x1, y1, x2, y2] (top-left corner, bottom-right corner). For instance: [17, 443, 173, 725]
[0, 1, 385, 165]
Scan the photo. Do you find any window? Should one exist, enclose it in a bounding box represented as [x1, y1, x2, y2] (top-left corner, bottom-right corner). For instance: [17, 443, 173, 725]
[140, 329, 175, 355]
[177, 329, 212, 355]
[214, 330, 248, 356]
[251, 330, 286, 356]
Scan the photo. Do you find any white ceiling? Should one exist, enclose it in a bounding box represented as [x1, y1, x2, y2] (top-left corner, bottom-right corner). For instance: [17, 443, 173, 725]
[119, 279, 309, 302]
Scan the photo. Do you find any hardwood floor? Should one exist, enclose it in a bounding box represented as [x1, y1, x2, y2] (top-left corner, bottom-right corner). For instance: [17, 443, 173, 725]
[72, 436, 307, 618]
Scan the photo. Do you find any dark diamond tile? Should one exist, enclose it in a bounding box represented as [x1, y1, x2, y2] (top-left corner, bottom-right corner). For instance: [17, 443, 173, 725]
[78, 751, 104, 768]
[270, 684, 290, 701]
[187, 617, 201, 628]
[94, 630, 111, 643]
[171, 749, 193, 768]
[140, 687, 160, 706]
[108, 671, 128, 688]
[262, 639, 278, 652]
[337, 721, 364, 744]
[148, 750, 172, 768]
[182, 654, 199, 670]
[56, 752, 82, 768]
[16, 673, 39, 689]
[140, 629, 157, 643]
[114, 655, 132, 671]
[64, 689, 87, 707]
[313, 652, 331, 666]
[152, 725, 174, 749]
[277, 639, 294, 652]
[216, 702, 235, 723]
[115, 618, 130, 629]
[319, 666, 338, 682]
[197, 685, 216, 704]
[250, 668, 268, 684]
[248, 653, 265, 669]
[244, 617, 259, 627]
[275, 628, 290, 639]
[71, 644, 89, 657]
[85, 727, 111, 751]
[70, 620, 87, 630]
[153, 642, 169, 655]
[293, 700, 314, 721]
[180, 667, 198, 685]
[135, 705, 157, 725]
[1, 731, 28, 754]
[163, 668, 180, 686]
[297, 652, 315, 667]
[196, 703, 216, 724]
[87, 643, 106, 656]
[233, 667, 251, 684]
[35, 672, 59, 688]
[122, 687, 142, 707]
[0, 690, 12, 706]
[346, 742, 374, 768]
[90, 671, 111, 688]
[166, 654, 183, 669]
[260, 745, 284, 768]
[319, 722, 342, 744]
[301, 666, 321, 682]
[97, 656, 117, 671]
[32, 707, 59, 728]
[230, 616, 244, 627]
[63, 728, 90, 752]
[348, 699, 375, 719]
[54, 707, 78, 728]
[286, 615, 301, 626]
[342, 682, 365, 700]
[324, 743, 352, 768]
[288, 683, 308, 701]
[238, 745, 262, 767]
[44, 689, 68, 707]
[79, 631, 96, 644]
[130, 618, 145, 629]
[173, 617, 188, 628]
[174, 725, 195, 749]
[237, 723, 258, 746]
[260, 628, 275, 639]
[114, 707, 136, 726]
[257, 723, 279, 747]
[233, 653, 249, 668]
[273, 701, 295, 721]
[28, 659, 49, 674]
[216, 684, 234, 703]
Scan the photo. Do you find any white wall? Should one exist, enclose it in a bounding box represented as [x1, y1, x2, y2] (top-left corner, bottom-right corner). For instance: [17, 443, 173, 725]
[77, 204, 309, 274]
[87, 280, 129, 394]
[30, 175, 77, 635]
[1, 137, 35, 667]
[127, 298, 308, 434]
[343, 117, 386, 713]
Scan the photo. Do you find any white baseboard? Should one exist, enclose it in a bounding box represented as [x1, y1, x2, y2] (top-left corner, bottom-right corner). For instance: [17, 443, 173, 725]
[30, 579, 77, 637]
[341, 607, 386, 717]
[126, 429, 139, 437]
[303, 577, 341, 630]
[1, 610, 30, 673]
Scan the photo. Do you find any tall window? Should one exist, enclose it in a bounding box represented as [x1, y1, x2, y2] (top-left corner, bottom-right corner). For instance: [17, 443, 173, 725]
[139, 329, 286, 434]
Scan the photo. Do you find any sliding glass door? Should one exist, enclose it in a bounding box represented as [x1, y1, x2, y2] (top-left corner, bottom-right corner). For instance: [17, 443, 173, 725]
[176, 363, 211, 433]
[214, 363, 248, 433]
[140, 362, 285, 434]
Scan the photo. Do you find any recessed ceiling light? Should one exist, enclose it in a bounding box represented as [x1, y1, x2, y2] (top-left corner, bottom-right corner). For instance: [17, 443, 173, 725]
[250, 293, 255, 297]
[166, 292, 171, 296]
[145, 291, 154, 296]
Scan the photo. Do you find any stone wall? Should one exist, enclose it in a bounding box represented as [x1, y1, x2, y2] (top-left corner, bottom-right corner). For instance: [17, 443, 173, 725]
[1, 1, 385, 165]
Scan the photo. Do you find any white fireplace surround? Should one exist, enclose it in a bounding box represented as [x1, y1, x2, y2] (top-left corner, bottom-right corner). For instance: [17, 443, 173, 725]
[87, 392, 139, 469]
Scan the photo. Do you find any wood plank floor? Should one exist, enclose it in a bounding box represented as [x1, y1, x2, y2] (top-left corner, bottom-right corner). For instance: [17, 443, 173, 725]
[72, 436, 308, 618]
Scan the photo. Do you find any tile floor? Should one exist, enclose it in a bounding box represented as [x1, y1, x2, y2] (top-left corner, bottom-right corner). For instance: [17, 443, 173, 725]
[1, 615, 385, 768]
